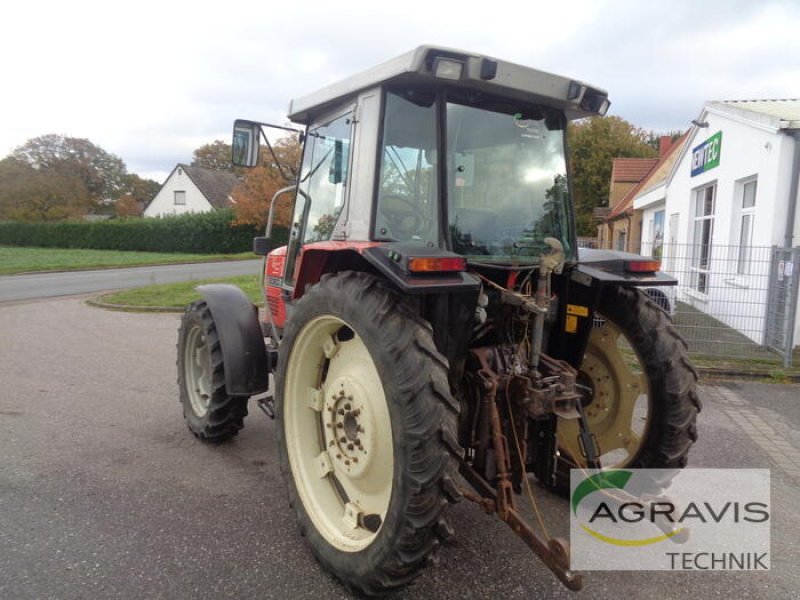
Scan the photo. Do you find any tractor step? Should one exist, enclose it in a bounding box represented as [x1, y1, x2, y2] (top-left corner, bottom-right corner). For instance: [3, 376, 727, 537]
[257, 395, 275, 419]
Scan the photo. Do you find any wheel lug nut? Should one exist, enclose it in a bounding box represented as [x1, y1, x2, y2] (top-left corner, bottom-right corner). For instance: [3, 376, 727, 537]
[344, 403, 351, 410]
[347, 443, 354, 450]
[352, 457, 358, 463]
[352, 409, 360, 417]
[340, 437, 347, 443]
[338, 409, 345, 415]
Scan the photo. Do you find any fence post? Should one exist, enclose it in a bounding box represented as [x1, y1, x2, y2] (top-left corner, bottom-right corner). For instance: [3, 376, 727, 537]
[784, 247, 800, 368]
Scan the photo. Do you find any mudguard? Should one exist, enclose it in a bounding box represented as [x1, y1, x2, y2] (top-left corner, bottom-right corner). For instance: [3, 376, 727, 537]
[197, 284, 270, 396]
[575, 248, 677, 287]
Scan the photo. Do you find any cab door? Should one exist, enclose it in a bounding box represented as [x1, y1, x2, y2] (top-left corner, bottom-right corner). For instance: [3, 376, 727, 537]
[282, 109, 354, 290]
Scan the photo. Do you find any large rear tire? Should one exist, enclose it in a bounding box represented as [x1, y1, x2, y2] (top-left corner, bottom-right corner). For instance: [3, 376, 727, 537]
[177, 301, 248, 442]
[275, 272, 462, 595]
[557, 286, 700, 475]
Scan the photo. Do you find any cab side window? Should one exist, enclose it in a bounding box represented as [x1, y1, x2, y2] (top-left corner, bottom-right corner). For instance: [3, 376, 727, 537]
[297, 112, 353, 243]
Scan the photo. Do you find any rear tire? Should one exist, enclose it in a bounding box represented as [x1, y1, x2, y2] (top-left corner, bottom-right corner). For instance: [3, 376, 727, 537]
[177, 301, 248, 442]
[275, 272, 462, 595]
[557, 286, 700, 479]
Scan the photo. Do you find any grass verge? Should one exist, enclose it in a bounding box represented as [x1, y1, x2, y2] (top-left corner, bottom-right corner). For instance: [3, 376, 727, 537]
[0, 246, 253, 275]
[92, 275, 262, 311]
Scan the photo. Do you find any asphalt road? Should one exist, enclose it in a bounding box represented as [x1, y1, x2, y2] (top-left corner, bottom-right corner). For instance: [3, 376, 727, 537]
[1, 296, 799, 599]
[0, 260, 263, 303]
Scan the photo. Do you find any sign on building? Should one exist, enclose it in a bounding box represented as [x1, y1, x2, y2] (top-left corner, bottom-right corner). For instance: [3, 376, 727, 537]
[691, 131, 722, 177]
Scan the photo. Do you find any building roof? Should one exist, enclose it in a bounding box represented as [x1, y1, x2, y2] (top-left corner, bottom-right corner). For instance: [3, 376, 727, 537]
[707, 99, 800, 130]
[610, 158, 658, 183]
[608, 135, 688, 219]
[179, 164, 240, 209]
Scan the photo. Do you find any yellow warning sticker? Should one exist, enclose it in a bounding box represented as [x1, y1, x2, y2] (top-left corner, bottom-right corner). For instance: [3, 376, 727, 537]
[566, 304, 589, 317]
[565, 314, 578, 333]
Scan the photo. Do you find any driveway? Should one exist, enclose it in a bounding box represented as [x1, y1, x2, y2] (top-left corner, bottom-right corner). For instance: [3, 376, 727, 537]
[0, 297, 798, 599]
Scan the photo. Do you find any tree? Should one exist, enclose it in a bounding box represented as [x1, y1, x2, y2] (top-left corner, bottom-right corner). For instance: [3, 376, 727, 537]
[12, 134, 128, 209]
[192, 140, 240, 173]
[0, 157, 91, 221]
[122, 173, 160, 206]
[231, 135, 303, 228]
[115, 194, 141, 218]
[567, 116, 657, 236]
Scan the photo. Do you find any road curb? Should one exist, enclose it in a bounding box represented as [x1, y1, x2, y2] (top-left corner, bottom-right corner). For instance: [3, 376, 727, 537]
[85, 293, 183, 313]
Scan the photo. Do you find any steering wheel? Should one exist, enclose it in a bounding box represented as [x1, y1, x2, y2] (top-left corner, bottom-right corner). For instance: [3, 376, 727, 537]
[378, 194, 427, 238]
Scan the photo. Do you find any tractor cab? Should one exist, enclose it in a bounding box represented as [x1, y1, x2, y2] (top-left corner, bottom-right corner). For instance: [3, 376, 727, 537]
[234, 46, 610, 311]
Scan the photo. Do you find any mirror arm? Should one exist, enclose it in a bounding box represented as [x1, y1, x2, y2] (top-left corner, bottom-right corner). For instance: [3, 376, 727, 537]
[259, 130, 294, 183]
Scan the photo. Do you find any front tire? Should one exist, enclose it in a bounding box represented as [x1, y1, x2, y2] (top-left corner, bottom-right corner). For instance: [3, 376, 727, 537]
[275, 272, 462, 595]
[177, 301, 248, 442]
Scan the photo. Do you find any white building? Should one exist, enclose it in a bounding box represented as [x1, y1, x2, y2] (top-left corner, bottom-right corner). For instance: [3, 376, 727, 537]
[144, 164, 239, 217]
[634, 99, 800, 352]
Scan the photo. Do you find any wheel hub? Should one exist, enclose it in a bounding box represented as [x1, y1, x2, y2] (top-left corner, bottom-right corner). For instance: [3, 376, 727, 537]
[322, 377, 375, 478]
[558, 319, 648, 467]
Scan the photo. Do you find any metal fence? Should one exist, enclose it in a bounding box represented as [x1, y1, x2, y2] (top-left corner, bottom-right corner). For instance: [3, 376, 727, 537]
[577, 239, 800, 367]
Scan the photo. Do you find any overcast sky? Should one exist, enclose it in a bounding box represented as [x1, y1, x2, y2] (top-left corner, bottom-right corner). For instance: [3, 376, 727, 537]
[2, 0, 798, 183]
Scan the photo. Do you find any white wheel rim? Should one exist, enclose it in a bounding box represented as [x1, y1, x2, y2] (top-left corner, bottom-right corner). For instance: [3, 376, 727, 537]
[184, 325, 212, 417]
[284, 315, 393, 552]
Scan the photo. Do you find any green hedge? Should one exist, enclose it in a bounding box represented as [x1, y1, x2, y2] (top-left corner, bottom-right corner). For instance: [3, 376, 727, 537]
[0, 210, 288, 254]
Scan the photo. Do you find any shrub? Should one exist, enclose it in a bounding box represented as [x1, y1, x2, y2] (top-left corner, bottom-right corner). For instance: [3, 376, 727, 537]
[0, 210, 288, 254]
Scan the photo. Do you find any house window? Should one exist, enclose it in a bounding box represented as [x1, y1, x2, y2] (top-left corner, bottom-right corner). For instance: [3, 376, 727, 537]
[652, 209, 665, 259]
[690, 184, 715, 294]
[736, 178, 757, 275]
[616, 229, 626, 251]
[174, 191, 186, 206]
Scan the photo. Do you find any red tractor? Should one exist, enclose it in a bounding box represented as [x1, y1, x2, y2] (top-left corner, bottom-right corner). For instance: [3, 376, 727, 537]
[177, 46, 700, 594]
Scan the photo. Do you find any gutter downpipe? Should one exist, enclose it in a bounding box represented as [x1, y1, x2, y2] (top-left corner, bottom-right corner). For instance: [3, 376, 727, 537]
[785, 130, 800, 248]
[781, 130, 800, 367]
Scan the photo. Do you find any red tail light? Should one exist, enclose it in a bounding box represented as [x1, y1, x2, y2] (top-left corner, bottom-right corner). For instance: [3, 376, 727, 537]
[407, 256, 467, 273]
[624, 260, 661, 273]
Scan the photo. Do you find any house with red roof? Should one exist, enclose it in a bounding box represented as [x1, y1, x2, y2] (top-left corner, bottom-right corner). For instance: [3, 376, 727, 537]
[597, 139, 675, 252]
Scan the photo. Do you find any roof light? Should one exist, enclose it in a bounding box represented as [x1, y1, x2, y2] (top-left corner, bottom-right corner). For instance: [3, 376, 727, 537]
[580, 87, 611, 116]
[624, 260, 661, 273]
[407, 256, 467, 273]
[432, 57, 463, 81]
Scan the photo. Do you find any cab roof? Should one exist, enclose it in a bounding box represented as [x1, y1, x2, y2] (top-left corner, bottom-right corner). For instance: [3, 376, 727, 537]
[287, 45, 610, 125]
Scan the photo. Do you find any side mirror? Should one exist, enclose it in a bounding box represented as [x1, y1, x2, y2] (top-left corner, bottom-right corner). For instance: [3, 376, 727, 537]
[232, 120, 261, 167]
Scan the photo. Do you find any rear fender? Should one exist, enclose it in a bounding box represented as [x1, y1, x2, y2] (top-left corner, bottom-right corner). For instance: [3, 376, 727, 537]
[575, 248, 677, 287]
[290, 241, 480, 298]
[197, 284, 270, 396]
[548, 251, 676, 368]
